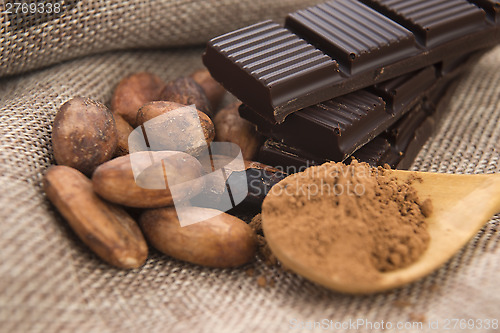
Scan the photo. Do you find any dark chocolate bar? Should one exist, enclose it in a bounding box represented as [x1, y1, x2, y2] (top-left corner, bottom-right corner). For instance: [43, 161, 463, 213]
[257, 103, 434, 171]
[453, 0, 500, 24]
[285, 0, 420, 74]
[425, 49, 487, 122]
[203, 0, 499, 123]
[224, 163, 286, 210]
[256, 71, 458, 171]
[370, 66, 437, 112]
[352, 105, 435, 168]
[258, 139, 328, 173]
[203, 21, 342, 121]
[440, 53, 476, 76]
[386, 105, 429, 152]
[240, 90, 388, 161]
[358, 0, 488, 47]
[240, 66, 437, 161]
[396, 117, 435, 169]
[350, 137, 397, 167]
[354, 112, 434, 169]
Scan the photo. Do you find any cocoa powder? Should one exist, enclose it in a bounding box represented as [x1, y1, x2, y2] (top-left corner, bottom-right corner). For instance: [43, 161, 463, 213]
[262, 161, 431, 283]
[249, 214, 277, 267]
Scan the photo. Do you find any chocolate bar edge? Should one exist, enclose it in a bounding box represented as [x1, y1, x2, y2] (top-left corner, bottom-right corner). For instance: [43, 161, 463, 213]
[203, 5, 499, 124]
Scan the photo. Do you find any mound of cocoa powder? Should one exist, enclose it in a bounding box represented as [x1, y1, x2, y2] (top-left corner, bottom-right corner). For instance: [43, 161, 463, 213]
[261, 161, 432, 283]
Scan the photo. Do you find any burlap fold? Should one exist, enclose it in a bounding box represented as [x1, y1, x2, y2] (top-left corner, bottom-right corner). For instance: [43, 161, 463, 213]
[0, 1, 499, 332]
[0, 0, 322, 77]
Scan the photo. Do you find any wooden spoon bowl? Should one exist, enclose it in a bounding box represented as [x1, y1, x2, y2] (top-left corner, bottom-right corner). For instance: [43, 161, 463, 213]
[263, 171, 500, 294]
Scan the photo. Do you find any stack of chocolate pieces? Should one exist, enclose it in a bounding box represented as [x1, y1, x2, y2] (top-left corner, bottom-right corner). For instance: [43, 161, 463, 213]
[204, 0, 500, 172]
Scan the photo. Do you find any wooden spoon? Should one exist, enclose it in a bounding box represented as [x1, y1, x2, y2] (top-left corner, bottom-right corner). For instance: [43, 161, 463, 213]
[263, 171, 500, 294]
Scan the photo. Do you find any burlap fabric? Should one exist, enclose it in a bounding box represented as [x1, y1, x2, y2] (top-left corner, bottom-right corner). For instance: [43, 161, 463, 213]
[1, 1, 499, 332]
[0, 0, 327, 77]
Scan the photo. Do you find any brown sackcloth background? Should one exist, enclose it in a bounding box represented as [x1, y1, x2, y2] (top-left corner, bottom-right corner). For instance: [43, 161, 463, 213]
[1, 1, 499, 332]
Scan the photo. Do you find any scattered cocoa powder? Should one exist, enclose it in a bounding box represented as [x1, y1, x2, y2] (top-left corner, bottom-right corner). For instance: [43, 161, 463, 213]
[393, 300, 413, 308]
[409, 313, 426, 323]
[428, 284, 440, 293]
[257, 275, 267, 287]
[262, 161, 431, 283]
[245, 268, 255, 277]
[249, 214, 277, 267]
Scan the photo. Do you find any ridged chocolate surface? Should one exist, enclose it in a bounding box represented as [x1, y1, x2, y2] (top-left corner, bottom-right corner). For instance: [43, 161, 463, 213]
[240, 89, 390, 161]
[204, 0, 497, 123]
[296, 91, 385, 133]
[210, 21, 335, 86]
[352, 137, 393, 166]
[258, 103, 435, 171]
[240, 62, 443, 160]
[255, 63, 467, 171]
[360, 0, 487, 46]
[468, 0, 500, 23]
[204, 20, 341, 120]
[286, 0, 417, 73]
[258, 139, 328, 172]
[386, 105, 428, 151]
[372, 66, 437, 111]
[254, 52, 473, 171]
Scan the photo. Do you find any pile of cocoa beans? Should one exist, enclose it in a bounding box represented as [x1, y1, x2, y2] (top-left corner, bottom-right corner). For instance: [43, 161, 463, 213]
[44, 70, 262, 269]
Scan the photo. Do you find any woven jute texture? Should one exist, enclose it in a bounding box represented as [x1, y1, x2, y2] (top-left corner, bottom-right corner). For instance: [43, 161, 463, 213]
[1, 1, 500, 332]
[0, 0, 323, 77]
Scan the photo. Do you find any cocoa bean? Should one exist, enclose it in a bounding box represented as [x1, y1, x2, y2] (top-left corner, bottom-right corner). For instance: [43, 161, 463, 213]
[214, 102, 262, 160]
[135, 101, 214, 155]
[111, 72, 166, 126]
[43, 165, 148, 269]
[52, 97, 117, 176]
[113, 113, 134, 157]
[160, 77, 212, 118]
[139, 207, 256, 267]
[92, 151, 204, 208]
[190, 69, 226, 110]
